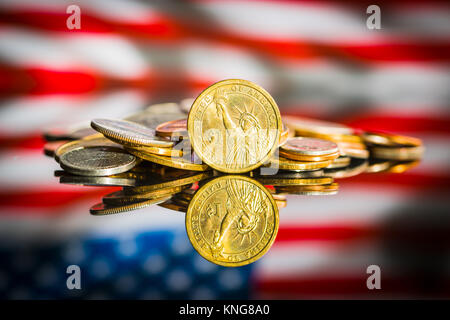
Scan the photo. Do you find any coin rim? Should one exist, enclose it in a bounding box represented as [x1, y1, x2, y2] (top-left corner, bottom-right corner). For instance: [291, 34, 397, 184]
[267, 157, 332, 171]
[91, 118, 174, 148]
[283, 115, 353, 136]
[126, 147, 210, 171]
[256, 176, 334, 186]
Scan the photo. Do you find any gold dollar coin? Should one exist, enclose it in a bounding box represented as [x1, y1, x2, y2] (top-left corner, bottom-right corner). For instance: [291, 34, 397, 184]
[186, 175, 279, 267]
[188, 79, 282, 173]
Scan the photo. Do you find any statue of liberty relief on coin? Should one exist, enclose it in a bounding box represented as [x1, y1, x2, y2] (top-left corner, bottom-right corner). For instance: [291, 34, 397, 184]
[188, 79, 282, 173]
[186, 175, 279, 267]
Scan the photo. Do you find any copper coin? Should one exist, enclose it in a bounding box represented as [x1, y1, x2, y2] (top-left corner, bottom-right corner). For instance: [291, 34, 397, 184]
[280, 137, 339, 156]
[156, 119, 188, 139]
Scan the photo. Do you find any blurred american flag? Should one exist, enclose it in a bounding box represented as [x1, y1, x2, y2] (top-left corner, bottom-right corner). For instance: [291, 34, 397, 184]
[0, 0, 449, 299]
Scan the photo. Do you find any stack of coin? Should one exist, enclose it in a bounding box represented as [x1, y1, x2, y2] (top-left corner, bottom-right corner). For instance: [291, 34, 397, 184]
[90, 118, 209, 172]
[279, 137, 340, 162]
[42, 79, 425, 268]
[362, 131, 424, 161]
[283, 115, 368, 160]
[90, 169, 213, 215]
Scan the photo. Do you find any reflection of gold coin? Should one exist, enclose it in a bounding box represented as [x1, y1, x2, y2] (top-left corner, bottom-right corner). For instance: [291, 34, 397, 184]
[186, 175, 279, 267]
[58, 170, 150, 187]
[387, 160, 420, 173]
[159, 199, 188, 213]
[265, 157, 332, 171]
[188, 79, 282, 173]
[280, 137, 339, 156]
[276, 183, 339, 195]
[90, 195, 170, 215]
[102, 185, 186, 206]
[124, 170, 213, 194]
[126, 148, 210, 171]
[275, 199, 287, 209]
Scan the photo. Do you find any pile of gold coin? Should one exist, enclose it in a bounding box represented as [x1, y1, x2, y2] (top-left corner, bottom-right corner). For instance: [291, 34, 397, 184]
[45, 79, 423, 267]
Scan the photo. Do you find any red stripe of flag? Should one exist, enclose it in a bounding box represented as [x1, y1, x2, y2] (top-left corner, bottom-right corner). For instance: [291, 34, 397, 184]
[0, 187, 119, 213]
[1, 10, 449, 63]
[0, 65, 154, 96]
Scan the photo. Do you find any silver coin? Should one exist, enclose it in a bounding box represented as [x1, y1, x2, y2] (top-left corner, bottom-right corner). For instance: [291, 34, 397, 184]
[91, 118, 174, 148]
[59, 146, 137, 176]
